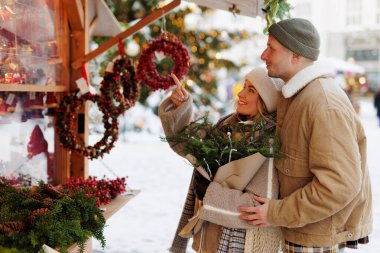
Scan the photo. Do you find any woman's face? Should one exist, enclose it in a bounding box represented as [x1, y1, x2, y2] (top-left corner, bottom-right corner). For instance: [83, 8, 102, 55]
[236, 79, 259, 116]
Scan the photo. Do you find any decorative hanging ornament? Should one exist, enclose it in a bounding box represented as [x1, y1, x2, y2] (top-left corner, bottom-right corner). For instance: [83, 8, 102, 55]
[100, 55, 138, 114]
[56, 92, 119, 160]
[136, 33, 190, 91]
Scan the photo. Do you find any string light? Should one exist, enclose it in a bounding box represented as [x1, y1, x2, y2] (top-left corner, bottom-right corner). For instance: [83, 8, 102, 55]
[186, 80, 194, 86]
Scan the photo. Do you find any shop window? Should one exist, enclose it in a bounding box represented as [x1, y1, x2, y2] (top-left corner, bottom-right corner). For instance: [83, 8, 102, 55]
[346, 49, 379, 62]
[346, 49, 379, 61]
[0, 0, 65, 185]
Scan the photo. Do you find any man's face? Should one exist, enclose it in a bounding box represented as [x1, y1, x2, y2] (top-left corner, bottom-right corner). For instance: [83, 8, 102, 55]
[261, 35, 293, 82]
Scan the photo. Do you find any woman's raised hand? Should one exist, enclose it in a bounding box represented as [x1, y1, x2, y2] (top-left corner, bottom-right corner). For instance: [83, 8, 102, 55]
[170, 73, 189, 107]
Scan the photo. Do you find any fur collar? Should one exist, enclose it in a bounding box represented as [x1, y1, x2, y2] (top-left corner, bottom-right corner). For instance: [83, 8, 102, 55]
[282, 62, 334, 98]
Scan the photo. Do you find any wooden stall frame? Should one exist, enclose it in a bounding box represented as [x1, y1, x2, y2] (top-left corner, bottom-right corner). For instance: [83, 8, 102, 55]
[61, 0, 181, 184]
[71, 0, 181, 69]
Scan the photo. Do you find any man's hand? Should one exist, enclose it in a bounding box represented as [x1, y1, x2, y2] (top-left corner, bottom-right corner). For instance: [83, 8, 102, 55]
[238, 195, 271, 228]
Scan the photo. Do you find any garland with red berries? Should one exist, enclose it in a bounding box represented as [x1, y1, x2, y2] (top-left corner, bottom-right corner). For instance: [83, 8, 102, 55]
[136, 33, 190, 91]
[56, 91, 119, 160]
[61, 176, 127, 206]
[100, 55, 139, 114]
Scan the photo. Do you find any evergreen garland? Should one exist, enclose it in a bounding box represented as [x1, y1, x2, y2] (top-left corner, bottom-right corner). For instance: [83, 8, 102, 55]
[262, 0, 292, 33]
[162, 116, 282, 179]
[0, 179, 106, 253]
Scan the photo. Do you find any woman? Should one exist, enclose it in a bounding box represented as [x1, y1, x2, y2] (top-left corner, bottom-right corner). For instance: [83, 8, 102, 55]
[159, 68, 283, 253]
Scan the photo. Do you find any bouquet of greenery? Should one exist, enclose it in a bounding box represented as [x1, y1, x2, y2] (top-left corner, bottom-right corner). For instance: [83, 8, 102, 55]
[162, 115, 282, 180]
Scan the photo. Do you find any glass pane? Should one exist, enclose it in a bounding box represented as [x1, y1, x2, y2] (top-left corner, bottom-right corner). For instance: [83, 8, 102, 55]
[0, 0, 59, 185]
[0, 0, 59, 86]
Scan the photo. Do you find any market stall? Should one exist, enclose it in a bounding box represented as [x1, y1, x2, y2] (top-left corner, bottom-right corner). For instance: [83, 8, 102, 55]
[0, 0, 278, 251]
[0, 0, 137, 251]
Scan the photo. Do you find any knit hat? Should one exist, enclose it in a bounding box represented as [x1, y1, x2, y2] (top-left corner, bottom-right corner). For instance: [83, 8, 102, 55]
[244, 67, 279, 113]
[268, 18, 320, 61]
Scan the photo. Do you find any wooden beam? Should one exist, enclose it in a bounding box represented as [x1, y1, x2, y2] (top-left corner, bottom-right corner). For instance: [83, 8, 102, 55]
[89, 14, 98, 36]
[69, 0, 89, 180]
[71, 0, 181, 69]
[0, 84, 67, 92]
[54, 0, 71, 185]
[63, 0, 84, 31]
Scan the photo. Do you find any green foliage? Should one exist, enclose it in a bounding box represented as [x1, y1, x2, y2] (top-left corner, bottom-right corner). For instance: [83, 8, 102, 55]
[162, 115, 282, 179]
[102, 0, 160, 23]
[0, 180, 106, 253]
[262, 0, 292, 33]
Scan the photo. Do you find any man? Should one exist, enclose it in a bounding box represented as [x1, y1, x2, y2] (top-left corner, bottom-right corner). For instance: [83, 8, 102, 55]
[239, 18, 372, 252]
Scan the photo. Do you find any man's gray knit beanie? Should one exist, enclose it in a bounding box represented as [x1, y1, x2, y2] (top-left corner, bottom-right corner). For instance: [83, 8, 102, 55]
[268, 18, 320, 61]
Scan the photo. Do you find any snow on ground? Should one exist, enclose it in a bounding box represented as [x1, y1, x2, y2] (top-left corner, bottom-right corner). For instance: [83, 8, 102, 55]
[90, 98, 379, 253]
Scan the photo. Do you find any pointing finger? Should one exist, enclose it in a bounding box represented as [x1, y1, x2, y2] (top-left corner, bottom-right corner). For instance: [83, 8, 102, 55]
[171, 73, 185, 99]
[171, 73, 182, 88]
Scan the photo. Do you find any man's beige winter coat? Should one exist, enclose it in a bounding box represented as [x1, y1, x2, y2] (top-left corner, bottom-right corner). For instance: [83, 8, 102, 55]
[267, 63, 373, 247]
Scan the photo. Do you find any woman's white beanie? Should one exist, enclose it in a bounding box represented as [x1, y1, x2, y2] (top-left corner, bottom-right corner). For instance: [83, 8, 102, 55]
[244, 67, 281, 113]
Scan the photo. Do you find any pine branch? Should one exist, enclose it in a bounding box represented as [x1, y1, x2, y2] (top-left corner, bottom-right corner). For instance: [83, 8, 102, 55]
[163, 116, 282, 178]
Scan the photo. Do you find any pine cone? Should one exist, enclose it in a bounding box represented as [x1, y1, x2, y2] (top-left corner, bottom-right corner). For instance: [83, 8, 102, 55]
[0, 224, 12, 234]
[29, 191, 43, 200]
[43, 197, 54, 207]
[0, 221, 25, 234]
[28, 208, 49, 222]
[4, 221, 25, 231]
[43, 184, 64, 198]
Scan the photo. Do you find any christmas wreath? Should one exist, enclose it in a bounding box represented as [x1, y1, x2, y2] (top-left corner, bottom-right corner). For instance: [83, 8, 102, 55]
[136, 33, 190, 91]
[162, 115, 282, 179]
[56, 92, 119, 160]
[100, 55, 139, 114]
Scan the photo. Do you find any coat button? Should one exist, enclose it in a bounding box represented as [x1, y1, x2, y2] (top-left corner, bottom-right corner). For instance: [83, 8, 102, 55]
[285, 169, 289, 174]
[347, 232, 353, 238]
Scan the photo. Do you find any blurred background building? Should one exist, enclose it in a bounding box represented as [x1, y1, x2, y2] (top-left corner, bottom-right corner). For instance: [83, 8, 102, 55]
[289, 0, 380, 92]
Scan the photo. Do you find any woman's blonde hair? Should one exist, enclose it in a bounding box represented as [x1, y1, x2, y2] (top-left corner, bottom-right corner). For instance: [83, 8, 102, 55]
[235, 95, 275, 124]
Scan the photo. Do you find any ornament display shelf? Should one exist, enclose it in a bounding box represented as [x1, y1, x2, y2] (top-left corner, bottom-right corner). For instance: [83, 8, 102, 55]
[0, 84, 67, 92]
[67, 189, 141, 253]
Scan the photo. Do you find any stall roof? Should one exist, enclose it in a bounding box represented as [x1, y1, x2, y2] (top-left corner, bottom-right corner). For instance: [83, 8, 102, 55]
[88, 0, 123, 37]
[185, 0, 265, 17]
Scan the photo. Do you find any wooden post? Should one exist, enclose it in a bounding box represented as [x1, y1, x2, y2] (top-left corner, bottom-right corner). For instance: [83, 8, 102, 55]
[54, 1, 71, 184]
[61, 0, 90, 180]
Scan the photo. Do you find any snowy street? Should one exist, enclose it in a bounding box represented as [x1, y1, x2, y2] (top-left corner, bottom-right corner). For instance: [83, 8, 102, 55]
[90, 98, 379, 253]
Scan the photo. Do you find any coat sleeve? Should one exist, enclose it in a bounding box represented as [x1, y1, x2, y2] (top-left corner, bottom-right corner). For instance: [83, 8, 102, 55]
[158, 96, 193, 156]
[267, 109, 363, 228]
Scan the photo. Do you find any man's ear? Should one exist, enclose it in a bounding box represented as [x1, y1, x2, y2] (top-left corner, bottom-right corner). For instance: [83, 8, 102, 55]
[291, 53, 301, 64]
